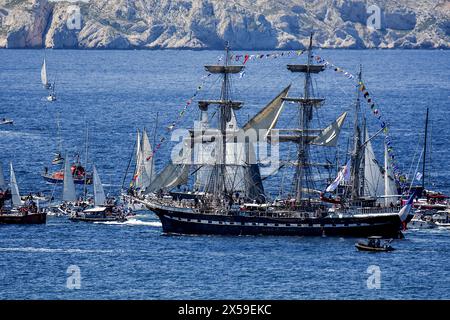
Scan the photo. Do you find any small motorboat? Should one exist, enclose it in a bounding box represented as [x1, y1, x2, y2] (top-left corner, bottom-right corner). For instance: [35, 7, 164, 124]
[21, 192, 51, 203]
[355, 236, 395, 252]
[52, 153, 64, 165]
[47, 93, 57, 102]
[69, 205, 127, 223]
[1, 118, 13, 125]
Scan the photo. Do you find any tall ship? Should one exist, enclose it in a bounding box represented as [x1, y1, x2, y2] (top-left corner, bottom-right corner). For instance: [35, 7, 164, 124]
[141, 36, 414, 238]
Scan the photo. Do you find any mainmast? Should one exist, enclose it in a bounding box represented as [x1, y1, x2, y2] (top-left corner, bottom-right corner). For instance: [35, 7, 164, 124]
[350, 66, 363, 201]
[284, 33, 325, 203]
[200, 42, 244, 199]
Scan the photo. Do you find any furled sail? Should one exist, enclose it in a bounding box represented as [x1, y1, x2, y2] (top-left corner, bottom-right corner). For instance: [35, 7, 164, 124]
[93, 165, 106, 206]
[0, 161, 6, 189]
[10, 163, 22, 207]
[63, 157, 77, 202]
[311, 112, 347, 146]
[41, 58, 48, 88]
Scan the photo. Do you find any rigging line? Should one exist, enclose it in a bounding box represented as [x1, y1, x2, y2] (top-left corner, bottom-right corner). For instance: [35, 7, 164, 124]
[121, 138, 137, 191]
[406, 134, 422, 181]
[408, 147, 424, 193]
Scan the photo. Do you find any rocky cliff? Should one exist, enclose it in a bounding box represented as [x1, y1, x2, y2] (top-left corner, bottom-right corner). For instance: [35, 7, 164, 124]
[0, 0, 449, 49]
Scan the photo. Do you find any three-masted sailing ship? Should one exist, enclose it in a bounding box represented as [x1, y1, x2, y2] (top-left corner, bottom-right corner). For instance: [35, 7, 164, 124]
[139, 37, 413, 238]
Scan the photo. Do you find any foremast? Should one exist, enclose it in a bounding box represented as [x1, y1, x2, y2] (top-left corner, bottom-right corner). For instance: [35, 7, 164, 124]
[349, 66, 364, 202]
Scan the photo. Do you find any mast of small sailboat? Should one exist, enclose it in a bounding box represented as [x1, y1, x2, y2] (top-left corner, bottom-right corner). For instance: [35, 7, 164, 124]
[83, 124, 89, 198]
[422, 108, 429, 190]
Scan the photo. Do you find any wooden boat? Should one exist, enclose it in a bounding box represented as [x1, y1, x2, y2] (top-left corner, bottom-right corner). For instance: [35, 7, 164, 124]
[355, 236, 395, 252]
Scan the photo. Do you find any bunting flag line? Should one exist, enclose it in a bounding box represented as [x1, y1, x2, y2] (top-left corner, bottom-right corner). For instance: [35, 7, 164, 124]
[143, 51, 306, 163]
[313, 53, 407, 190]
[224, 50, 304, 65]
[143, 72, 213, 163]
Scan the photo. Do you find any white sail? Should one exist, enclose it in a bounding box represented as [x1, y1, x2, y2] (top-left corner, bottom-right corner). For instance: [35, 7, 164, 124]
[194, 109, 213, 190]
[311, 112, 347, 147]
[93, 165, 106, 206]
[363, 128, 385, 198]
[224, 111, 246, 192]
[134, 129, 145, 190]
[63, 157, 77, 202]
[244, 85, 290, 133]
[9, 163, 22, 207]
[41, 58, 48, 87]
[0, 161, 6, 189]
[141, 129, 155, 183]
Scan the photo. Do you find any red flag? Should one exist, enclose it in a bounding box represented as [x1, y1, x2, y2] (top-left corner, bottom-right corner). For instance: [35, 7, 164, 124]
[243, 54, 249, 64]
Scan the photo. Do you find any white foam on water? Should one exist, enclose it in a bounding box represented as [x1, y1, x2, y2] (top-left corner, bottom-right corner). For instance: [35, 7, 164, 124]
[94, 218, 162, 227]
[0, 247, 118, 254]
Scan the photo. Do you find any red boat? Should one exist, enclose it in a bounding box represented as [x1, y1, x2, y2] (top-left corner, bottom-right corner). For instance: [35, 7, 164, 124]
[42, 162, 92, 185]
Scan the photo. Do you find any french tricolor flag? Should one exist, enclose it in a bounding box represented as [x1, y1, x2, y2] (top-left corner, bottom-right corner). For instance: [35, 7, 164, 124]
[398, 192, 415, 223]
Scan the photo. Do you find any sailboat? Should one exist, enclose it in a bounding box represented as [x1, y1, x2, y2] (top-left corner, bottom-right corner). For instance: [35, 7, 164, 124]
[49, 155, 80, 216]
[141, 36, 413, 238]
[46, 79, 57, 102]
[69, 165, 127, 222]
[0, 161, 11, 205]
[122, 126, 158, 210]
[0, 163, 47, 224]
[42, 57, 57, 101]
[41, 57, 51, 90]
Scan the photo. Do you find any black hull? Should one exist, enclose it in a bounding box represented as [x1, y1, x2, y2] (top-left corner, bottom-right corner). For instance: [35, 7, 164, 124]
[0, 212, 47, 224]
[150, 206, 411, 238]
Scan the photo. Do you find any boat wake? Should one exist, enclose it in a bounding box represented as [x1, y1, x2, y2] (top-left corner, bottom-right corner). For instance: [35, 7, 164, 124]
[0, 247, 119, 254]
[94, 218, 162, 227]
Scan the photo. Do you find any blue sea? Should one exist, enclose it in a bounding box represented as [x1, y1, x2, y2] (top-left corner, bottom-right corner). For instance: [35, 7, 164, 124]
[0, 49, 449, 299]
